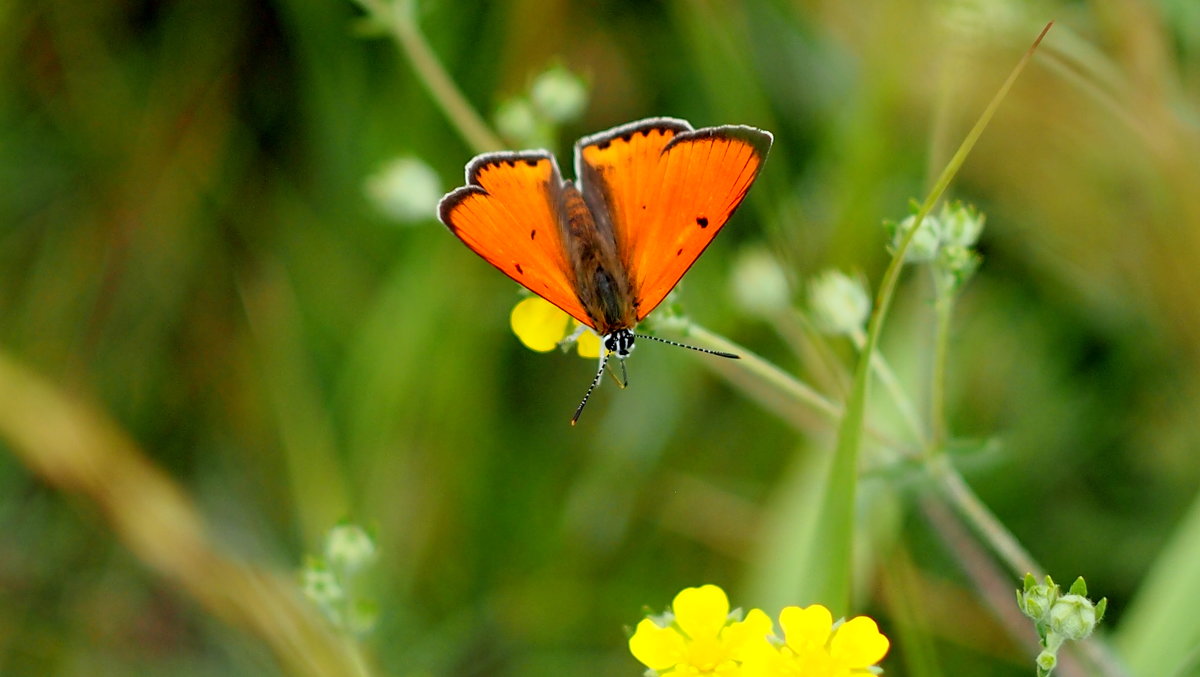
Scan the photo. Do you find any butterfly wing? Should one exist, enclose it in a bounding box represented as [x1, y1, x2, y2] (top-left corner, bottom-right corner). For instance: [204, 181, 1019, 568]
[438, 151, 595, 329]
[575, 118, 772, 321]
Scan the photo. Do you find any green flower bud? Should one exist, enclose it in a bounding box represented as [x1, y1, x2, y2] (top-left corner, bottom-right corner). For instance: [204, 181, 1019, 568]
[365, 157, 442, 223]
[325, 524, 377, 573]
[730, 247, 791, 316]
[1036, 649, 1057, 673]
[933, 243, 981, 296]
[807, 269, 871, 335]
[1049, 594, 1098, 641]
[1018, 576, 1058, 622]
[530, 65, 588, 123]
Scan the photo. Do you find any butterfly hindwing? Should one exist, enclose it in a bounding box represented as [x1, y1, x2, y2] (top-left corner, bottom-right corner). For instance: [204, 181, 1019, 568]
[438, 151, 595, 328]
[576, 119, 772, 321]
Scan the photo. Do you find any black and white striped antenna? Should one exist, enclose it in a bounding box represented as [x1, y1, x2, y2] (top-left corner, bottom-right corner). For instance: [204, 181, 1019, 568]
[569, 331, 738, 425]
[634, 332, 740, 359]
[571, 351, 610, 426]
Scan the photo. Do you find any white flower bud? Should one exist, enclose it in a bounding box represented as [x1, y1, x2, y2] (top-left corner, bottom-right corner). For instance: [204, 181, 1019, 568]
[325, 524, 377, 573]
[365, 157, 442, 223]
[730, 247, 790, 316]
[940, 201, 985, 247]
[530, 65, 588, 123]
[495, 97, 540, 146]
[808, 269, 871, 335]
[890, 214, 942, 263]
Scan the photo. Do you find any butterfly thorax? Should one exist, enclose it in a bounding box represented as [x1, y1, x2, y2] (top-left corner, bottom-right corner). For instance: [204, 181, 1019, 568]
[558, 181, 637, 336]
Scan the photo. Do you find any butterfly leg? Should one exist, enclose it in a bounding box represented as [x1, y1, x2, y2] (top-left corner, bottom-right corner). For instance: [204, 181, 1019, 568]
[559, 323, 589, 349]
[604, 355, 629, 389]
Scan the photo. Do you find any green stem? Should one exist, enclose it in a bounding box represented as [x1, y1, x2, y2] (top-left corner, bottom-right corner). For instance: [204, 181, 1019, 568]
[929, 293, 954, 451]
[850, 327, 928, 448]
[673, 321, 840, 421]
[812, 20, 1056, 615]
[930, 456, 1041, 578]
[358, 0, 504, 154]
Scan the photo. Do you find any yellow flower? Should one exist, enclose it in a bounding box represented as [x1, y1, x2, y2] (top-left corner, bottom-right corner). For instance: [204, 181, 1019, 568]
[741, 605, 890, 677]
[629, 585, 773, 676]
[509, 296, 599, 358]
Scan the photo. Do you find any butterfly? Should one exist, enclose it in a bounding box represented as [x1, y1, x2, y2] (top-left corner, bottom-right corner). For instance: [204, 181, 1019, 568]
[438, 117, 772, 424]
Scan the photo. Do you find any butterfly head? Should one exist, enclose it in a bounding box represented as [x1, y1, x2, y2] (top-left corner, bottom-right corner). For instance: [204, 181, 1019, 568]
[603, 329, 636, 359]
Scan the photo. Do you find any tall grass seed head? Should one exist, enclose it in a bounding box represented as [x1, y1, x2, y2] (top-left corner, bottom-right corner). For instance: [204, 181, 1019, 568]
[808, 269, 871, 335]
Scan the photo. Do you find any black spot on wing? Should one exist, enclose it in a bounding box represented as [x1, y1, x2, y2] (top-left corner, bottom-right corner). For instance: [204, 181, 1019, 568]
[530, 229, 537, 240]
[676, 248, 683, 256]
[696, 216, 709, 228]
[515, 263, 524, 274]
[525, 158, 539, 167]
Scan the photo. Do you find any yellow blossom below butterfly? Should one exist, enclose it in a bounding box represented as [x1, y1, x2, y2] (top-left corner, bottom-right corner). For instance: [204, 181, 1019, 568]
[628, 584, 772, 676]
[510, 296, 600, 358]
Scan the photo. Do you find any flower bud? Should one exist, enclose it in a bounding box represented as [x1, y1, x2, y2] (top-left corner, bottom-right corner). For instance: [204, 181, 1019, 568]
[933, 243, 981, 296]
[889, 214, 941, 263]
[1018, 577, 1058, 622]
[1048, 594, 1098, 641]
[1037, 649, 1057, 673]
[325, 524, 377, 573]
[495, 97, 545, 148]
[808, 269, 871, 335]
[939, 201, 985, 247]
[530, 65, 588, 123]
[730, 247, 790, 316]
[301, 560, 345, 608]
[365, 157, 442, 223]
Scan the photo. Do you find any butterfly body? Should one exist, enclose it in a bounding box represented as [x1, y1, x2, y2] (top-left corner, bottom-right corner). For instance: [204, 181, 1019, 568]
[438, 117, 772, 420]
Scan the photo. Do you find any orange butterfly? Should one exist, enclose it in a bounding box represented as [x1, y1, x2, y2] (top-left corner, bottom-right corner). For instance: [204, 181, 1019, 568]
[438, 117, 772, 423]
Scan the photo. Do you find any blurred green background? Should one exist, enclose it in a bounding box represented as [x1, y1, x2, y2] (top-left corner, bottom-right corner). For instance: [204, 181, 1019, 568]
[4, 0, 1200, 675]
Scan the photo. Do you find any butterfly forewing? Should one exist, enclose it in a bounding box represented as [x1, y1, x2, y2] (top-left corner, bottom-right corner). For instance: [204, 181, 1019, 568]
[577, 121, 772, 321]
[438, 152, 595, 328]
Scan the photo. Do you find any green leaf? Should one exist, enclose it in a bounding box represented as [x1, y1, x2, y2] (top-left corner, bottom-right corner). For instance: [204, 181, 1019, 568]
[1115, 489, 1200, 675]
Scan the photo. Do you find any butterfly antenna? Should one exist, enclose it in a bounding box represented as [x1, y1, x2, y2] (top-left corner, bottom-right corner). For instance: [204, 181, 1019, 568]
[571, 351, 610, 426]
[634, 333, 740, 359]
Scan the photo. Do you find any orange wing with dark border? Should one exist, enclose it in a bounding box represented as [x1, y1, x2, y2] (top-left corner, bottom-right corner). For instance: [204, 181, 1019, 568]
[575, 118, 772, 321]
[438, 151, 594, 328]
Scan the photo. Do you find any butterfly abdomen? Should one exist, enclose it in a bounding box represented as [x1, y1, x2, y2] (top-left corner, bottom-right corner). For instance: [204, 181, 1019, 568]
[558, 181, 637, 334]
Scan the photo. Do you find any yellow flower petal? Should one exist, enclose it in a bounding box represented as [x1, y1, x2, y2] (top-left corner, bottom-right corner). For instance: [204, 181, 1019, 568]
[830, 616, 890, 668]
[575, 326, 601, 358]
[673, 585, 731, 641]
[629, 618, 687, 671]
[510, 297, 570, 352]
[723, 608, 775, 661]
[778, 605, 834, 654]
